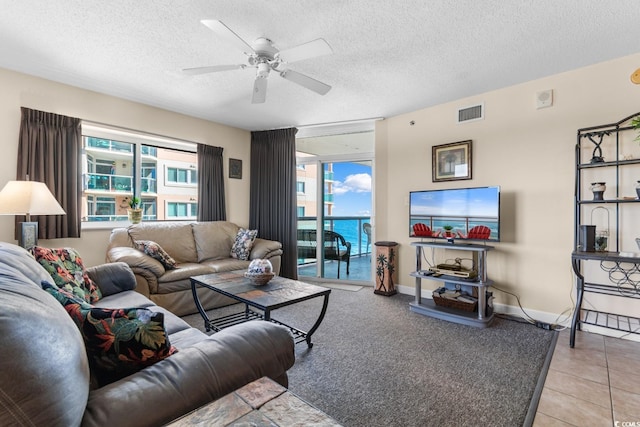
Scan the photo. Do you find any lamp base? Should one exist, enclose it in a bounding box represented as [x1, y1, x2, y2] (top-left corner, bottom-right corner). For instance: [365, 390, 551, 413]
[18, 222, 38, 249]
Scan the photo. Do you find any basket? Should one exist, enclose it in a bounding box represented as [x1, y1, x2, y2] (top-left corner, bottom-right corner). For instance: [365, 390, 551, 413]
[244, 272, 274, 286]
[432, 293, 477, 312]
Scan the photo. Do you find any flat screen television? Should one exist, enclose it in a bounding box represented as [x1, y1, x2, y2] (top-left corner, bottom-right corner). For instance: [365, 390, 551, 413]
[409, 186, 500, 241]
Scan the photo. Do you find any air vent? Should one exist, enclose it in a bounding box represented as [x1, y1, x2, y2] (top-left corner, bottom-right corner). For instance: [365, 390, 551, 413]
[457, 104, 484, 123]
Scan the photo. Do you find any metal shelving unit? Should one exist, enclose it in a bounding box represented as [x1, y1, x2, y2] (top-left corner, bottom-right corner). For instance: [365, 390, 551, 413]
[409, 241, 495, 328]
[570, 112, 640, 347]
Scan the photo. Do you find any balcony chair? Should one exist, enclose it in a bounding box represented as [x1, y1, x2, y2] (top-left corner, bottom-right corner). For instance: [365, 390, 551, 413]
[297, 229, 351, 279]
[457, 225, 492, 240]
[412, 223, 441, 237]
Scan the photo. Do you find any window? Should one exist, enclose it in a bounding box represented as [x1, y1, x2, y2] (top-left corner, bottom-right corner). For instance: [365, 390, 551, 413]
[297, 206, 305, 217]
[167, 201, 198, 219]
[82, 124, 198, 226]
[296, 181, 305, 193]
[167, 167, 197, 185]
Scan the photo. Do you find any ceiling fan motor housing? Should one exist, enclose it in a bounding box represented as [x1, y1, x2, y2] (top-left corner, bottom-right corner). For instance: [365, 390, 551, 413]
[252, 37, 278, 59]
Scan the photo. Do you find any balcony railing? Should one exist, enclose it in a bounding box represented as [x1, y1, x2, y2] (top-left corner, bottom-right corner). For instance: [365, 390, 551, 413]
[86, 138, 157, 157]
[85, 173, 157, 193]
[297, 216, 371, 258]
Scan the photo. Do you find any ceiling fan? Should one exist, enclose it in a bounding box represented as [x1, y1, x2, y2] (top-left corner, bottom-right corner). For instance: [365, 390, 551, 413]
[183, 20, 333, 103]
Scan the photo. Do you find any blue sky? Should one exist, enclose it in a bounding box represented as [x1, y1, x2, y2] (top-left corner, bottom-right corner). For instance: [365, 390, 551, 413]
[329, 162, 371, 217]
[410, 187, 500, 218]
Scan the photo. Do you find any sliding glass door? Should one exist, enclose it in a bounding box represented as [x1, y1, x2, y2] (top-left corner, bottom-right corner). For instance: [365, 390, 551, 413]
[296, 153, 373, 283]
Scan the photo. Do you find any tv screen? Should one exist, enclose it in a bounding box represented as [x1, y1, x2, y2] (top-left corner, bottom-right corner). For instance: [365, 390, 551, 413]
[409, 186, 500, 241]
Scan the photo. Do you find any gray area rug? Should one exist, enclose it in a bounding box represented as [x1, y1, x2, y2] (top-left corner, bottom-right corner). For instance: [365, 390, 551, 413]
[182, 288, 556, 427]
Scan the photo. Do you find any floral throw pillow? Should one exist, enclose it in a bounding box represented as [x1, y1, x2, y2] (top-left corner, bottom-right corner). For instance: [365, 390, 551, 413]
[230, 228, 258, 260]
[30, 246, 102, 303]
[42, 281, 177, 385]
[133, 240, 178, 270]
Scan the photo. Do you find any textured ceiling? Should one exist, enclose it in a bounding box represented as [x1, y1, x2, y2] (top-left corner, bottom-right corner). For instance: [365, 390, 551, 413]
[0, 1, 638, 131]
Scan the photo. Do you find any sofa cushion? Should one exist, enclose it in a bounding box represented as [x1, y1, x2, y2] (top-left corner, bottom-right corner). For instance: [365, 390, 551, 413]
[31, 246, 102, 303]
[43, 281, 177, 385]
[133, 240, 178, 270]
[192, 221, 239, 262]
[202, 258, 251, 273]
[230, 228, 258, 260]
[127, 222, 198, 263]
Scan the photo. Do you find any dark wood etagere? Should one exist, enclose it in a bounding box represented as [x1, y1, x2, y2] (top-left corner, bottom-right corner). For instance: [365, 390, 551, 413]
[571, 112, 640, 347]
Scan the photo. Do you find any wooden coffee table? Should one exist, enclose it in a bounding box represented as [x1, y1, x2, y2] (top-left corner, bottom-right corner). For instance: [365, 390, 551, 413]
[190, 271, 331, 348]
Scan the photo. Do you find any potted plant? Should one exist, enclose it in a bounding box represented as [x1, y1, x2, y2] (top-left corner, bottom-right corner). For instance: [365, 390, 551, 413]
[443, 225, 454, 237]
[127, 196, 142, 224]
[632, 116, 640, 142]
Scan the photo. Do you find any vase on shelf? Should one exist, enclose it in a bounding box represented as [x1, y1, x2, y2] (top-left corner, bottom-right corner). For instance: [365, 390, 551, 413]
[590, 182, 606, 201]
[595, 230, 608, 252]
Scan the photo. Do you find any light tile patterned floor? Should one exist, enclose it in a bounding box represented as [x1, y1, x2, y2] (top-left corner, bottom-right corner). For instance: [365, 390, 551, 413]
[534, 329, 640, 426]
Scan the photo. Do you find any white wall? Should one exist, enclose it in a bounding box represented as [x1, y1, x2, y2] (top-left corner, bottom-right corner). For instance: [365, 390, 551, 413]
[0, 67, 250, 267]
[376, 53, 640, 320]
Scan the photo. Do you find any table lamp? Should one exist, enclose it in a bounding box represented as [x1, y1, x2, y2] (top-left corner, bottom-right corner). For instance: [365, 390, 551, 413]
[0, 180, 66, 248]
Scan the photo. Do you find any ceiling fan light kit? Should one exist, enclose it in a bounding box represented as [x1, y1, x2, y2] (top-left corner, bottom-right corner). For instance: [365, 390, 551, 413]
[184, 20, 333, 103]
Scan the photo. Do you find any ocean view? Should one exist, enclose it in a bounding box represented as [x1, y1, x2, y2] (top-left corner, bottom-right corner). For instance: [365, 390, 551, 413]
[299, 217, 371, 256]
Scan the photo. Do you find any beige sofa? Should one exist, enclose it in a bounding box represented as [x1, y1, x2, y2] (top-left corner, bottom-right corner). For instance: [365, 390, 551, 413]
[0, 242, 295, 427]
[106, 221, 283, 316]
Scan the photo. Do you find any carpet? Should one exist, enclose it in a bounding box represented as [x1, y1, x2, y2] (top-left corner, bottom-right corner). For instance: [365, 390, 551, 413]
[182, 287, 556, 427]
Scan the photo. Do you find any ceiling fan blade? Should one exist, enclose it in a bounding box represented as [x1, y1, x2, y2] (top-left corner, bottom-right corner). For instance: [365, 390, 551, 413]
[201, 20, 255, 55]
[280, 69, 331, 95]
[277, 38, 333, 63]
[182, 64, 246, 75]
[252, 77, 268, 104]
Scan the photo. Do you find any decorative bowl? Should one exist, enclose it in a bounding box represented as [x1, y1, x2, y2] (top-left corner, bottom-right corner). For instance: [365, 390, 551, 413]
[244, 272, 274, 286]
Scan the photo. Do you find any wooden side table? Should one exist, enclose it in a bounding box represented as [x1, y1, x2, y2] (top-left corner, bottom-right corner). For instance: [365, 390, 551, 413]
[168, 377, 342, 426]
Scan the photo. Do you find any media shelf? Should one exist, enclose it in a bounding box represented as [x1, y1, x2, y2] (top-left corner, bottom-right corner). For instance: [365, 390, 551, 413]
[410, 241, 495, 328]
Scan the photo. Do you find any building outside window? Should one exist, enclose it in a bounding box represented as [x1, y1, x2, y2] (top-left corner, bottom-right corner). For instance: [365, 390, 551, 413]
[82, 126, 198, 225]
[167, 201, 198, 219]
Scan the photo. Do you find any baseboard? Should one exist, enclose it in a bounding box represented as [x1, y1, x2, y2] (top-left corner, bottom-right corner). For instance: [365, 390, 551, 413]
[396, 284, 640, 342]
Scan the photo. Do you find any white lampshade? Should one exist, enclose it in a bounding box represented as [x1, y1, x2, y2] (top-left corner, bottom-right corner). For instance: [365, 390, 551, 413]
[0, 180, 66, 219]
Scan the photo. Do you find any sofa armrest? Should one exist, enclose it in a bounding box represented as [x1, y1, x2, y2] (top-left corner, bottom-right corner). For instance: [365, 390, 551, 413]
[250, 238, 283, 260]
[82, 322, 295, 427]
[107, 247, 165, 277]
[85, 262, 136, 297]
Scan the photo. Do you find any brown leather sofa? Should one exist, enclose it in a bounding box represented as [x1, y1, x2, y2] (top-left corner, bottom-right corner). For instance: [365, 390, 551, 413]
[0, 242, 295, 427]
[106, 221, 283, 316]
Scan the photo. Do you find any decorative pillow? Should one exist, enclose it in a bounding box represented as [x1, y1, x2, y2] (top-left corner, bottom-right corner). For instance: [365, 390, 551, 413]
[42, 281, 177, 384]
[230, 228, 258, 260]
[133, 240, 178, 270]
[30, 246, 102, 303]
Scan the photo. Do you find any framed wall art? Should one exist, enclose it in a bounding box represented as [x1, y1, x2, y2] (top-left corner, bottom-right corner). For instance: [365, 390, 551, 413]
[432, 140, 472, 182]
[229, 158, 242, 179]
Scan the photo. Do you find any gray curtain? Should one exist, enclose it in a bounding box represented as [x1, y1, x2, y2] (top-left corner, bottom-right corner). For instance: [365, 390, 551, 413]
[197, 144, 226, 221]
[250, 128, 298, 279]
[17, 107, 81, 239]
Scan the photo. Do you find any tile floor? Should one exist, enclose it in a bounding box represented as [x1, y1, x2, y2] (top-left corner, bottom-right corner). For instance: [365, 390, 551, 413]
[533, 329, 640, 426]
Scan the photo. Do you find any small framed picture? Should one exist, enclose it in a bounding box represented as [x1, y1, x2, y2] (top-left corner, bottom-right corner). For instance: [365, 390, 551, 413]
[432, 140, 472, 182]
[229, 158, 242, 179]
[19, 222, 38, 249]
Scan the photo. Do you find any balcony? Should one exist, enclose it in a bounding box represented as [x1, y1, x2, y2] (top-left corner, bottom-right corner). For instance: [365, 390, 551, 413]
[85, 173, 157, 193]
[86, 138, 157, 157]
[297, 216, 372, 281]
